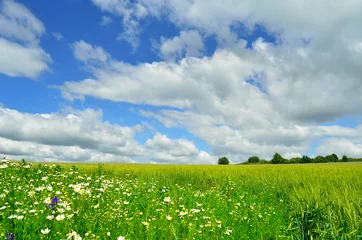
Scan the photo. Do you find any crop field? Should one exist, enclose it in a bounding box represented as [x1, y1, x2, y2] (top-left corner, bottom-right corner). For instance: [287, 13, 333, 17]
[0, 160, 362, 239]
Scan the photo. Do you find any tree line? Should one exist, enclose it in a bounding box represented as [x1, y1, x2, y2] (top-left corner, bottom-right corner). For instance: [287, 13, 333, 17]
[217, 154, 362, 165]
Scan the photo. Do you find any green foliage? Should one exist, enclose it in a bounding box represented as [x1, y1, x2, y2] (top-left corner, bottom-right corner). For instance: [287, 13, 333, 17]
[325, 154, 339, 162]
[342, 155, 349, 162]
[271, 153, 285, 164]
[218, 156, 229, 165]
[331, 153, 339, 162]
[300, 155, 312, 164]
[313, 155, 327, 163]
[247, 156, 260, 164]
[289, 157, 301, 164]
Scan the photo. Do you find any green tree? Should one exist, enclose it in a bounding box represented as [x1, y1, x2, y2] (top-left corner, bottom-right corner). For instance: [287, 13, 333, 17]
[300, 155, 311, 164]
[331, 153, 339, 162]
[314, 155, 326, 163]
[247, 156, 260, 164]
[326, 154, 339, 162]
[271, 153, 285, 164]
[218, 157, 229, 165]
[342, 155, 349, 162]
[289, 157, 301, 164]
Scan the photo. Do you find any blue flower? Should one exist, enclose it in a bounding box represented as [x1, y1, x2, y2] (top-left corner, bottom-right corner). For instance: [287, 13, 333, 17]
[46, 196, 59, 210]
[6, 233, 14, 240]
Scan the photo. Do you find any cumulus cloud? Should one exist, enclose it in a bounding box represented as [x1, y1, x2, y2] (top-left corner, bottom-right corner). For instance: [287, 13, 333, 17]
[0, 106, 210, 164]
[72, 40, 110, 63]
[0, 38, 51, 78]
[57, 35, 362, 161]
[316, 138, 362, 158]
[57, 0, 362, 161]
[0, 0, 51, 78]
[157, 30, 205, 61]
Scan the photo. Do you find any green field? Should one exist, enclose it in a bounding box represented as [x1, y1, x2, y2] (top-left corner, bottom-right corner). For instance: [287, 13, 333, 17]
[1, 160, 362, 239]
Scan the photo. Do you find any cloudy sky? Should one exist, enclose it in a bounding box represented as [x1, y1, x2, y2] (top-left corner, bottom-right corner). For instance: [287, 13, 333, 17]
[1, 0, 362, 164]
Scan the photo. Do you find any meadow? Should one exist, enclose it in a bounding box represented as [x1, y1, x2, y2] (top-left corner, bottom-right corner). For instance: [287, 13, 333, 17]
[0, 159, 361, 239]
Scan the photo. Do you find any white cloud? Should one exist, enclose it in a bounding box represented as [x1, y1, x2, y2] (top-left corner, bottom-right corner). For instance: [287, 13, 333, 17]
[100, 16, 113, 26]
[0, 38, 51, 78]
[61, 0, 362, 161]
[52, 32, 63, 41]
[0, 0, 45, 44]
[0, 106, 210, 164]
[316, 138, 362, 158]
[0, 0, 51, 78]
[158, 30, 205, 61]
[145, 133, 199, 156]
[72, 40, 110, 63]
[91, 0, 148, 50]
[58, 37, 362, 161]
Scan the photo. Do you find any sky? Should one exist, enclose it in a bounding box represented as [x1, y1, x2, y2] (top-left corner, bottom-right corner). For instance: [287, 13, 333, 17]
[1, 0, 362, 164]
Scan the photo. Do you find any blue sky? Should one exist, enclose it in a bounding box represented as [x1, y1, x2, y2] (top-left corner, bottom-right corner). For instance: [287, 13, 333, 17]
[1, 0, 362, 163]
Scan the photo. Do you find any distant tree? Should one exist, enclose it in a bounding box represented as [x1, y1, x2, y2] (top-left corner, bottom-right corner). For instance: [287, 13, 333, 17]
[289, 157, 301, 164]
[331, 153, 339, 162]
[271, 153, 285, 164]
[342, 155, 349, 162]
[325, 154, 339, 162]
[218, 157, 229, 165]
[247, 156, 260, 164]
[314, 155, 327, 163]
[300, 155, 311, 164]
[258, 160, 269, 164]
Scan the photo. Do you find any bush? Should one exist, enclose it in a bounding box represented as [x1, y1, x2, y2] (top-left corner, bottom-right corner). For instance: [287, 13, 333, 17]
[218, 157, 229, 165]
[247, 156, 260, 164]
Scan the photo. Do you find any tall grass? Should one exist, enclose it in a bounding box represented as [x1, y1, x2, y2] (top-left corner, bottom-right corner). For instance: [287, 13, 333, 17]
[0, 160, 361, 239]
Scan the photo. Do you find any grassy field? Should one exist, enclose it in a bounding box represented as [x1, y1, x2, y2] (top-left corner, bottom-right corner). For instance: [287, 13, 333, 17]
[0, 160, 362, 239]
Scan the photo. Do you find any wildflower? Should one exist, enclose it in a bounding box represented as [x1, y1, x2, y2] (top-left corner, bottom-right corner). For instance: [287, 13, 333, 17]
[117, 236, 126, 240]
[72, 184, 82, 193]
[56, 214, 65, 221]
[142, 222, 149, 226]
[5, 233, 14, 240]
[41, 228, 50, 234]
[17, 215, 24, 220]
[47, 215, 54, 220]
[179, 211, 188, 217]
[191, 209, 200, 213]
[166, 215, 172, 221]
[163, 197, 171, 203]
[225, 229, 232, 235]
[52, 196, 59, 204]
[47, 196, 59, 210]
[67, 231, 82, 240]
[107, 232, 110, 236]
[28, 191, 35, 197]
[44, 197, 52, 204]
[0, 164, 8, 168]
